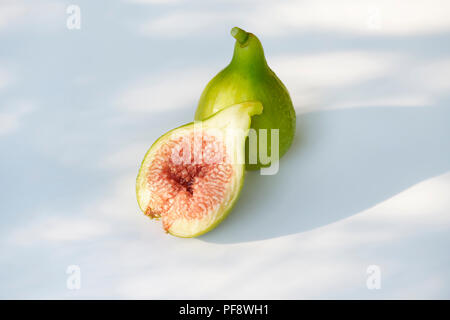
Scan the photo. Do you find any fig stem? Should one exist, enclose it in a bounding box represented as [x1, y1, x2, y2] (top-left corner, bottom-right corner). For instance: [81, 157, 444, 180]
[231, 27, 249, 45]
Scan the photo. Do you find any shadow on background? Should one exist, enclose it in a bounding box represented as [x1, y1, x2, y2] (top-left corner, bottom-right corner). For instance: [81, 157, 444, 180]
[200, 105, 450, 244]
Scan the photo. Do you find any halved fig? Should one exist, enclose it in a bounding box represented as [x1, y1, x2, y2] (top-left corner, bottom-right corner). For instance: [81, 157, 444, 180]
[136, 101, 263, 237]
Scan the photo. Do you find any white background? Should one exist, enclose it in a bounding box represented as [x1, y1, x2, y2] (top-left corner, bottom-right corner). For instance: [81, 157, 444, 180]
[0, 0, 449, 298]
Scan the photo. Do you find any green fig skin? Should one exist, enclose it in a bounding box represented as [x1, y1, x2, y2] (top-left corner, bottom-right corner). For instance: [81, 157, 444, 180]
[195, 27, 296, 170]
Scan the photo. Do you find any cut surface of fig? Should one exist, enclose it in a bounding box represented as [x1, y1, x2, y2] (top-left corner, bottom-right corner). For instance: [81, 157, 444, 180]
[136, 101, 263, 237]
[145, 132, 233, 230]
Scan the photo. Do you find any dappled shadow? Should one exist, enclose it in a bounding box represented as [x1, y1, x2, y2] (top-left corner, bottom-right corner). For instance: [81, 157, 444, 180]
[200, 105, 450, 244]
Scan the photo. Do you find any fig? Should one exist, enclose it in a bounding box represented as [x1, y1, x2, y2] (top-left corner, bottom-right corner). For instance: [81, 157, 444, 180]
[136, 101, 263, 237]
[195, 27, 296, 170]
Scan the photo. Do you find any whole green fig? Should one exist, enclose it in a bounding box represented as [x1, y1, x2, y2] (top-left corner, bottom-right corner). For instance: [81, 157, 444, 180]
[195, 27, 296, 170]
